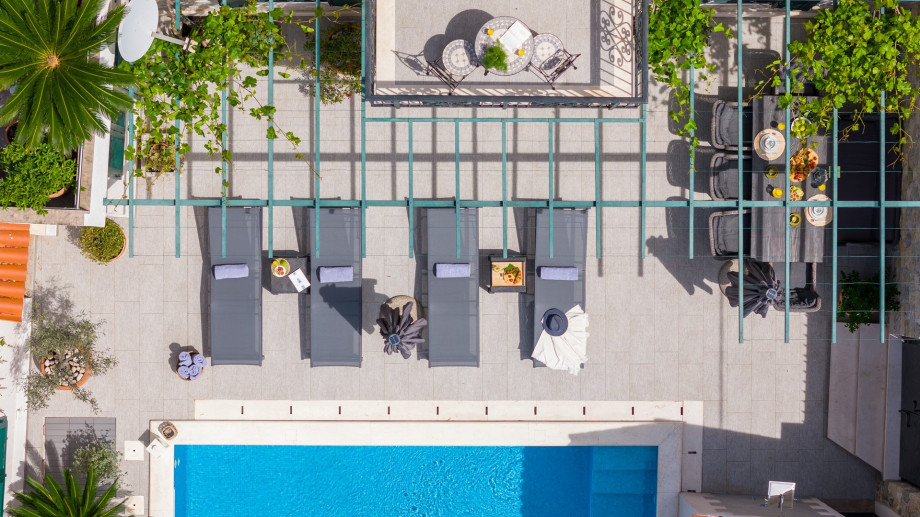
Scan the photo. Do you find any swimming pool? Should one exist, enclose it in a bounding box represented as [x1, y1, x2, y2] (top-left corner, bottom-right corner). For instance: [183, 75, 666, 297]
[174, 445, 658, 517]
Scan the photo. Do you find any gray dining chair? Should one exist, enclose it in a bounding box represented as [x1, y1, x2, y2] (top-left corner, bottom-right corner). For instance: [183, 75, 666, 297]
[710, 100, 754, 151]
[528, 33, 579, 89]
[708, 209, 751, 258]
[709, 153, 753, 200]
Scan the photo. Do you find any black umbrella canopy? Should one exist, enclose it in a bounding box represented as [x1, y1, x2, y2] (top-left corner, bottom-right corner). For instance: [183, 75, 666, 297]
[725, 259, 785, 318]
[377, 301, 427, 359]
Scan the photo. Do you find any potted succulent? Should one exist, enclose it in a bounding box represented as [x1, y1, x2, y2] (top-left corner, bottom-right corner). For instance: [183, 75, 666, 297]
[0, 143, 77, 214]
[837, 269, 901, 333]
[79, 219, 127, 264]
[9, 467, 124, 517]
[482, 44, 509, 73]
[22, 294, 116, 413]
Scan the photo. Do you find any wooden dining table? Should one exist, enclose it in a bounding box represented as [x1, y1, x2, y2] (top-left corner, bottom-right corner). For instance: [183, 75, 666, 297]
[749, 96, 832, 263]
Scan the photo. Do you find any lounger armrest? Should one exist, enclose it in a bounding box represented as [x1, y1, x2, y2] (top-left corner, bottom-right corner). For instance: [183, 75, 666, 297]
[213, 263, 250, 280]
[539, 266, 578, 281]
[318, 266, 354, 284]
[434, 263, 471, 278]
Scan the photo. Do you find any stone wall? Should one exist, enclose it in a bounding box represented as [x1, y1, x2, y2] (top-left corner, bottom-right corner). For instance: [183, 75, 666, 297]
[878, 481, 920, 517]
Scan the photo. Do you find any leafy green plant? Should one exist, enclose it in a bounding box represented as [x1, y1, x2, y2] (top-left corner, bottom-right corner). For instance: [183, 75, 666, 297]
[481, 44, 508, 73]
[78, 219, 126, 264]
[122, 2, 356, 193]
[0, 0, 134, 153]
[838, 269, 900, 333]
[303, 22, 363, 104]
[23, 293, 116, 413]
[0, 143, 77, 214]
[141, 140, 177, 178]
[73, 437, 125, 489]
[756, 0, 920, 151]
[9, 467, 124, 517]
[648, 0, 730, 150]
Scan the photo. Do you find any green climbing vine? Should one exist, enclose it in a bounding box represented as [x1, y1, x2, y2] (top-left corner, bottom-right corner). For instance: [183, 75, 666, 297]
[121, 1, 360, 194]
[648, 0, 730, 148]
[755, 0, 920, 153]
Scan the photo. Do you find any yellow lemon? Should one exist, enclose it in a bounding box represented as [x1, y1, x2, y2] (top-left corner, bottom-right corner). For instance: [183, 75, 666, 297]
[818, 184, 826, 191]
[777, 123, 786, 130]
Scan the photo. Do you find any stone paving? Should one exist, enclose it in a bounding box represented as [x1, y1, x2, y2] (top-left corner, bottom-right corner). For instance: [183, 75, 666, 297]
[21, 9, 885, 509]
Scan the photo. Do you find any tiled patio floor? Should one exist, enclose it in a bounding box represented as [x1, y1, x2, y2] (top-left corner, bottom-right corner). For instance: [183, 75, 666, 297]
[23, 8, 879, 508]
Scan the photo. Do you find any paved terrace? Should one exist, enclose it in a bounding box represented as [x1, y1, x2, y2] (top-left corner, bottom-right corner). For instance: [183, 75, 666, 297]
[22, 8, 884, 509]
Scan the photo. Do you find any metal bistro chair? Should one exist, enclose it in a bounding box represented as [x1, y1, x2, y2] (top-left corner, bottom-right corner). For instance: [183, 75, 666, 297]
[528, 33, 579, 89]
[427, 39, 478, 95]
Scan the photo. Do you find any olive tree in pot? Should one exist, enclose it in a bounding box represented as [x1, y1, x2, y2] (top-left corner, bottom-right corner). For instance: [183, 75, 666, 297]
[837, 269, 901, 333]
[73, 433, 125, 489]
[22, 290, 116, 413]
[79, 219, 127, 264]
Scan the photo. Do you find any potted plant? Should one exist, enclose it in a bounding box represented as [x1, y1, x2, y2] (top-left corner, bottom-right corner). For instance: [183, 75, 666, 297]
[22, 295, 116, 413]
[79, 219, 127, 264]
[0, 143, 78, 214]
[302, 20, 363, 104]
[0, 0, 134, 153]
[73, 435, 125, 489]
[837, 269, 901, 333]
[9, 467, 124, 517]
[482, 44, 509, 73]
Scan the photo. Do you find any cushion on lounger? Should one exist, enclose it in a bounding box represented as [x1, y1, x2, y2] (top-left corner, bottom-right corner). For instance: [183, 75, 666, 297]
[318, 266, 354, 283]
[213, 263, 250, 280]
[539, 266, 578, 281]
[434, 263, 471, 278]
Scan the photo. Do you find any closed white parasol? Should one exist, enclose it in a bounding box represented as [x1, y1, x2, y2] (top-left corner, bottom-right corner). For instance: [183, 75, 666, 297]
[531, 305, 588, 375]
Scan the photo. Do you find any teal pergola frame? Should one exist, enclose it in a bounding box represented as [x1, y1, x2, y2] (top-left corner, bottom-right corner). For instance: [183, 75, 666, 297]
[106, 0, 917, 345]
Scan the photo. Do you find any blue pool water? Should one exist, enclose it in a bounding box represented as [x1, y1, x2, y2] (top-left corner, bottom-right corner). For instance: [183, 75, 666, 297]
[174, 445, 657, 517]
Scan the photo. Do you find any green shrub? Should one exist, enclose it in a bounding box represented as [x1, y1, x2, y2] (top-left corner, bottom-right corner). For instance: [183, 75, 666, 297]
[79, 219, 126, 264]
[142, 141, 177, 177]
[73, 437, 124, 488]
[0, 143, 77, 214]
[303, 22, 363, 104]
[482, 44, 508, 73]
[838, 269, 901, 333]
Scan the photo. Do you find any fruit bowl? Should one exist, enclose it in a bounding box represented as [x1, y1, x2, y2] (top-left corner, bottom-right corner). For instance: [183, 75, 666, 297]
[790, 148, 818, 176]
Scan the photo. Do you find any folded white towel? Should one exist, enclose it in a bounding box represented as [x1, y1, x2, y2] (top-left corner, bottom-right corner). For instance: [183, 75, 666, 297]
[434, 263, 471, 278]
[318, 266, 354, 283]
[539, 266, 578, 281]
[213, 263, 249, 280]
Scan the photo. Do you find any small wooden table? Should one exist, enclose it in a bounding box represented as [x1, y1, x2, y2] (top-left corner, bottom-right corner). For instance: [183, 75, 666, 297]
[489, 256, 526, 293]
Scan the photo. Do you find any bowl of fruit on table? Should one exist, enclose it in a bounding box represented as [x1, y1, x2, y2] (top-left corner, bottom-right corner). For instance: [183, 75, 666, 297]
[790, 148, 818, 181]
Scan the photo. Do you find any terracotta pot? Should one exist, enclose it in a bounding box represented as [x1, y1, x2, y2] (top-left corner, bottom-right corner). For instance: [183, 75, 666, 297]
[48, 186, 67, 199]
[109, 223, 127, 262]
[40, 358, 93, 391]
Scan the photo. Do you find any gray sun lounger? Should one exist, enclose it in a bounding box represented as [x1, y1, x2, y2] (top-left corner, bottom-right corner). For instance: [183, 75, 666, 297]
[427, 208, 479, 367]
[308, 207, 362, 367]
[532, 208, 587, 367]
[208, 207, 263, 366]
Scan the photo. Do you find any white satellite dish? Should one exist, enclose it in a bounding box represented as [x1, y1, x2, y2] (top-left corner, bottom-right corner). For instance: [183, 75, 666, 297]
[117, 0, 192, 63]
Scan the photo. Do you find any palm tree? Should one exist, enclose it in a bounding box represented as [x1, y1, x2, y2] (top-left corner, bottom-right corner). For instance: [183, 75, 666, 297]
[0, 0, 135, 153]
[9, 467, 125, 517]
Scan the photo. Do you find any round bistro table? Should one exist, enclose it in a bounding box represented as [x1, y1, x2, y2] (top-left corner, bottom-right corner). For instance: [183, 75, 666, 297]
[474, 16, 535, 76]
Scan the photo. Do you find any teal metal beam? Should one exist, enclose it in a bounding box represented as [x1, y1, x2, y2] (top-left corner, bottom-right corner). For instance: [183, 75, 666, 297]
[360, 1, 367, 258]
[688, 62, 695, 259]
[736, 0, 744, 343]
[594, 120, 601, 259]
[127, 88, 135, 258]
[501, 121, 507, 259]
[174, 0, 182, 258]
[548, 122, 554, 259]
[408, 121, 415, 258]
[266, 0, 275, 259]
[364, 117, 643, 124]
[831, 107, 839, 344]
[879, 89, 886, 342]
[783, 0, 791, 343]
[456, 120, 462, 259]
[313, 15, 321, 257]
[640, 103, 647, 259]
